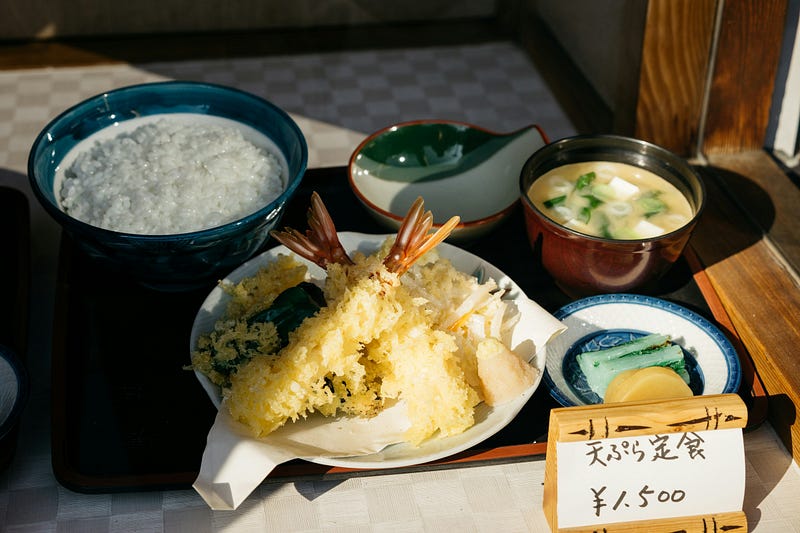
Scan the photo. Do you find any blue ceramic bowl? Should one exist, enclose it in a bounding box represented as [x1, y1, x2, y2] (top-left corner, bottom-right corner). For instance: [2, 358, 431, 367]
[28, 81, 308, 290]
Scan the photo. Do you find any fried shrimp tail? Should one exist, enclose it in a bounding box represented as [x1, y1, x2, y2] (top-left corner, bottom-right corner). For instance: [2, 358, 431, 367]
[383, 197, 460, 275]
[270, 191, 353, 268]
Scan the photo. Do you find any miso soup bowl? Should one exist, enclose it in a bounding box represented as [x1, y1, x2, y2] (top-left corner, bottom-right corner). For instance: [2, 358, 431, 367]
[519, 135, 705, 297]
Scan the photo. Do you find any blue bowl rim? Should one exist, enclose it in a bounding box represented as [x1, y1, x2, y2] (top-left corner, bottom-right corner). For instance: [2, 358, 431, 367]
[0, 344, 29, 442]
[27, 80, 308, 241]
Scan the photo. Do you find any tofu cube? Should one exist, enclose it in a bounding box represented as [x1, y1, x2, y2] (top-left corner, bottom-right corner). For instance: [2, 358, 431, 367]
[608, 176, 640, 200]
[633, 219, 664, 238]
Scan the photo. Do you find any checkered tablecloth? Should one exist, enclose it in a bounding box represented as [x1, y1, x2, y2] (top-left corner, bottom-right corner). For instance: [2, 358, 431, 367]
[1, 41, 800, 532]
[0, 42, 577, 173]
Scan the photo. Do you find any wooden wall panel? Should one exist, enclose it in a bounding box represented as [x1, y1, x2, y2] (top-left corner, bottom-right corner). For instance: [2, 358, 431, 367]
[702, 0, 788, 155]
[634, 0, 717, 157]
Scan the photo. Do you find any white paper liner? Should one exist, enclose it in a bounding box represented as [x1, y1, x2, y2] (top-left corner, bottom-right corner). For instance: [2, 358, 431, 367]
[194, 402, 411, 510]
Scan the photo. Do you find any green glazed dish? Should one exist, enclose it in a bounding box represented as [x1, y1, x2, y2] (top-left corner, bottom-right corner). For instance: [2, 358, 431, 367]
[348, 120, 548, 242]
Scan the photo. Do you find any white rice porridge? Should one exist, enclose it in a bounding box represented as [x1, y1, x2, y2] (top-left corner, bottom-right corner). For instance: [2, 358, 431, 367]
[56, 114, 287, 235]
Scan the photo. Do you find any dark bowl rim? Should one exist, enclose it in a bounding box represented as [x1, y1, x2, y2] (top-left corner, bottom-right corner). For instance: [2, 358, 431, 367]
[27, 80, 308, 241]
[518, 133, 706, 244]
[347, 118, 548, 229]
[0, 344, 29, 442]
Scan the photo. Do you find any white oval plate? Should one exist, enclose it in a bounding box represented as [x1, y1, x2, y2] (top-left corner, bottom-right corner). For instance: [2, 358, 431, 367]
[190, 231, 550, 469]
[543, 293, 741, 407]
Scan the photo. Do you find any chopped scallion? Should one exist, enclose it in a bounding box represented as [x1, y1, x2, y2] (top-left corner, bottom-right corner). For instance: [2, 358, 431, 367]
[543, 195, 567, 208]
[582, 194, 604, 208]
[638, 193, 667, 217]
[576, 171, 596, 190]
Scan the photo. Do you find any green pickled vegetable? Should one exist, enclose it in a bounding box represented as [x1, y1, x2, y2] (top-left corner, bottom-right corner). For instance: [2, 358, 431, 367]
[576, 334, 689, 399]
[578, 333, 670, 365]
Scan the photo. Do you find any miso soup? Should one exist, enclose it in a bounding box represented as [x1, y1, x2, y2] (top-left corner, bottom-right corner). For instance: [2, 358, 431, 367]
[526, 161, 693, 240]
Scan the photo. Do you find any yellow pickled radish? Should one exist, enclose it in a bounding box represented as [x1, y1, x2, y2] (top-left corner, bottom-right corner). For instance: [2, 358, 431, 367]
[602, 368, 639, 402]
[603, 366, 693, 404]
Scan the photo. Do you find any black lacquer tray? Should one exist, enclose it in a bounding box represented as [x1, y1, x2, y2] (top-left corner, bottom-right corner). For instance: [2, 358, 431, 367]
[49, 167, 766, 493]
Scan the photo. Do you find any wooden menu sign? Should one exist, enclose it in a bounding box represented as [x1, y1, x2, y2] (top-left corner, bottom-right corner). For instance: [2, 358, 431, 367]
[543, 394, 748, 532]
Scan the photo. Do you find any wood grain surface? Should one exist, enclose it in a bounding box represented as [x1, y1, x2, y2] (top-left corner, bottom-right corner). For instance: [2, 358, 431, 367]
[553, 512, 748, 533]
[691, 151, 800, 464]
[702, 0, 789, 154]
[546, 394, 748, 443]
[634, 0, 717, 157]
[706, 151, 800, 274]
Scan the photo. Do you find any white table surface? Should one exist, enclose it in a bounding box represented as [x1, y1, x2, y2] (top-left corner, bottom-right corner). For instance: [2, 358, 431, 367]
[1, 46, 799, 532]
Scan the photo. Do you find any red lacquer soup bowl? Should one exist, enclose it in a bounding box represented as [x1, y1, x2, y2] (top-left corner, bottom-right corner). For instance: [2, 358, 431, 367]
[519, 135, 705, 297]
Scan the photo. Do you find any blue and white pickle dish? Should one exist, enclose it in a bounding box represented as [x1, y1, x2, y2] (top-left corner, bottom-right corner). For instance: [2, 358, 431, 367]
[543, 293, 741, 407]
[348, 120, 548, 242]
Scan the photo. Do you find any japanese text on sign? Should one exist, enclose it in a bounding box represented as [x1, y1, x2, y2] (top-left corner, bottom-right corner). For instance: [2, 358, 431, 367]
[585, 431, 708, 467]
[556, 428, 744, 528]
